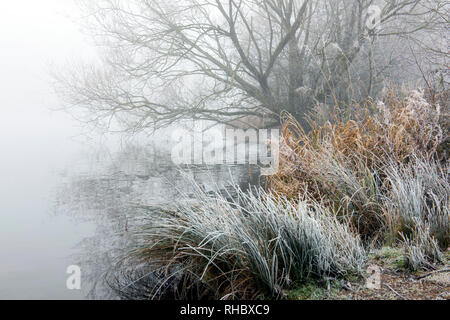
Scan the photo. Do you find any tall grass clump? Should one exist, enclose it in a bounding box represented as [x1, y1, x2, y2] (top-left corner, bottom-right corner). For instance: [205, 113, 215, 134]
[400, 222, 445, 271]
[269, 89, 448, 258]
[115, 182, 366, 300]
[384, 157, 449, 249]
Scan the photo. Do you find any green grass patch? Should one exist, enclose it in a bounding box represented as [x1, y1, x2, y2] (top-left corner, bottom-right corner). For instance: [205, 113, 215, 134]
[369, 247, 405, 270]
[286, 281, 343, 300]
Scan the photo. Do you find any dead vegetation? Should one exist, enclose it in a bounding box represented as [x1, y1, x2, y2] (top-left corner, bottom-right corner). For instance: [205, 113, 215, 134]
[268, 89, 448, 253]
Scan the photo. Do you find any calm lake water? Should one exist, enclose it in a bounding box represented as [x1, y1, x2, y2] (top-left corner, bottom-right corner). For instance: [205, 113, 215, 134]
[0, 111, 97, 299]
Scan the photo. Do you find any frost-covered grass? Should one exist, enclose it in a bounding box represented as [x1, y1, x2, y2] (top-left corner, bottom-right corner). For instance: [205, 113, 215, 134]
[119, 182, 366, 299]
[400, 223, 445, 271]
[109, 89, 448, 299]
[384, 157, 449, 250]
[269, 90, 449, 272]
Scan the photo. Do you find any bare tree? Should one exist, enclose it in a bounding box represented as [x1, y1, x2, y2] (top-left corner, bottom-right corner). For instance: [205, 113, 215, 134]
[55, 0, 448, 131]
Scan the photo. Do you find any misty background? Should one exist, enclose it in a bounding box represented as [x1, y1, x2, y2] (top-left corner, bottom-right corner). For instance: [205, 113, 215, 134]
[0, 1, 98, 299]
[0, 1, 252, 299]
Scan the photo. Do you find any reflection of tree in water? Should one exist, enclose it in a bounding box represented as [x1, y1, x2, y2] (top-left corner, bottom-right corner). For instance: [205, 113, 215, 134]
[55, 143, 260, 299]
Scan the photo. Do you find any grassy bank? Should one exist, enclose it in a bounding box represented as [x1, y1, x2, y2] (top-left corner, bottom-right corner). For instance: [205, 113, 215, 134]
[109, 89, 448, 300]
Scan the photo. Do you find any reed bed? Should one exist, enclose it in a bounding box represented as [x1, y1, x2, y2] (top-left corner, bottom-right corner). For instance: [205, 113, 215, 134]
[268, 89, 448, 267]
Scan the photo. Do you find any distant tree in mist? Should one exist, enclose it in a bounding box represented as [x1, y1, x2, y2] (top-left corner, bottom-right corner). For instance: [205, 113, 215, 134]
[55, 0, 448, 131]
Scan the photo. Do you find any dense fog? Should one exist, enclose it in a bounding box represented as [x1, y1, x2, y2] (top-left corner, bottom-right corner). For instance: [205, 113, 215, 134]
[0, 1, 96, 299]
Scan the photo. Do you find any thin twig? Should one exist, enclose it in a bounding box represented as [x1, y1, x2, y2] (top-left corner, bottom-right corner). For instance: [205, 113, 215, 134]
[416, 268, 450, 280]
[384, 283, 407, 300]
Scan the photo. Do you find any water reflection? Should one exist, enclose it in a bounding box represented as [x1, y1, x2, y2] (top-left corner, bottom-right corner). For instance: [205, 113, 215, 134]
[56, 141, 261, 299]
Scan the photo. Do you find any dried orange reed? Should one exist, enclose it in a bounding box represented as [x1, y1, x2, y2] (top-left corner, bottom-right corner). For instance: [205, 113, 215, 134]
[268, 89, 448, 246]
